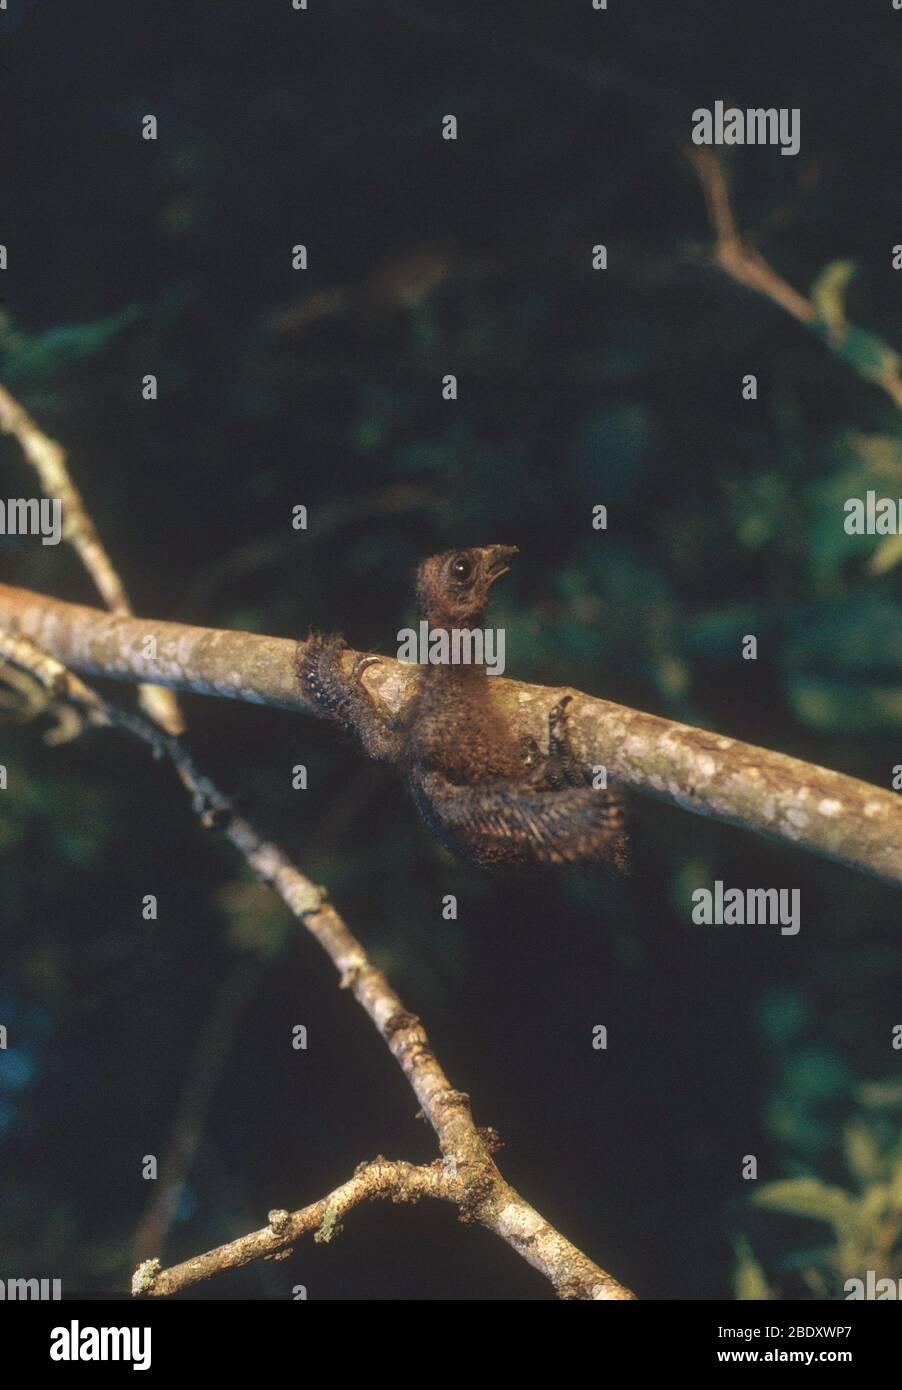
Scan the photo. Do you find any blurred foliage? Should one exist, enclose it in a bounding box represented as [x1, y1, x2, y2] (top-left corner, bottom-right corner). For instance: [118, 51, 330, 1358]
[738, 1112, 902, 1299]
[0, 0, 900, 1299]
[810, 260, 902, 395]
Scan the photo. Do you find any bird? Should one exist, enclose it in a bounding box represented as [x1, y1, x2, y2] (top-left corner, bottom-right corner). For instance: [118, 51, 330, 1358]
[298, 544, 628, 870]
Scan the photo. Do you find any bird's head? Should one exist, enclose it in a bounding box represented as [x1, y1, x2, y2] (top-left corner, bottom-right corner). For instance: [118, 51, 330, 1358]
[414, 545, 518, 627]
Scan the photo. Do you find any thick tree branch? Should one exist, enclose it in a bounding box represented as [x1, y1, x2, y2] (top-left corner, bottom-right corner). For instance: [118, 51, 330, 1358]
[0, 581, 898, 885]
[0, 628, 634, 1300]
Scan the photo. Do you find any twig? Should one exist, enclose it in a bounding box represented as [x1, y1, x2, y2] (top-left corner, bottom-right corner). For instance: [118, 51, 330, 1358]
[132, 1159, 450, 1297]
[0, 581, 899, 885]
[0, 384, 247, 1255]
[131, 957, 266, 1265]
[0, 382, 185, 732]
[689, 149, 902, 409]
[182, 483, 433, 618]
[0, 628, 635, 1300]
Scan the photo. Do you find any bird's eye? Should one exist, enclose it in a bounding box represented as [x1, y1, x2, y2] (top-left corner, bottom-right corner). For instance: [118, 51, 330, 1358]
[450, 555, 472, 581]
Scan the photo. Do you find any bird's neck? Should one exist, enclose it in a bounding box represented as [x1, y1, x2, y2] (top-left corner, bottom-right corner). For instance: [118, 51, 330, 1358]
[419, 611, 492, 688]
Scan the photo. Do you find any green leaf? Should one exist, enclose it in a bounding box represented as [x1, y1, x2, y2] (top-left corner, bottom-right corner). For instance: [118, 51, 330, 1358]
[810, 260, 855, 342]
[786, 675, 902, 732]
[805, 433, 902, 582]
[856, 1182, 890, 1226]
[753, 1177, 858, 1237]
[868, 532, 902, 576]
[831, 325, 902, 384]
[808, 263, 902, 386]
[844, 1124, 883, 1184]
[0, 305, 141, 386]
[733, 1238, 774, 1301]
[890, 1157, 902, 1210]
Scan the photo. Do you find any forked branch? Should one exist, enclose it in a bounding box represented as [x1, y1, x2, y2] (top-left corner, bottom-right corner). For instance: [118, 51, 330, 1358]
[0, 628, 634, 1300]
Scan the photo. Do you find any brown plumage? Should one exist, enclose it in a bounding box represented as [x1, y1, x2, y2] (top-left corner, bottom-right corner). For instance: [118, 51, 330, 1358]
[298, 545, 628, 870]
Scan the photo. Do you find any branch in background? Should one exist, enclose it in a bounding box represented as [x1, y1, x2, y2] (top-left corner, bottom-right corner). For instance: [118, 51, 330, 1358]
[131, 957, 266, 1266]
[690, 149, 902, 410]
[181, 483, 434, 618]
[0, 629, 634, 1300]
[0, 383, 262, 1256]
[0, 383, 185, 733]
[0, 581, 899, 885]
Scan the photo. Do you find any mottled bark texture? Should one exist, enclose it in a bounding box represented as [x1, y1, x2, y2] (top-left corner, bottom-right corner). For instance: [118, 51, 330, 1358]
[0, 581, 898, 884]
[0, 385, 184, 734]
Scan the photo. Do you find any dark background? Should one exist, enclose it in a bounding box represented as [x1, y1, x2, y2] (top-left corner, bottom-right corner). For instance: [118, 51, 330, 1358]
[0, 0, 900, 1299]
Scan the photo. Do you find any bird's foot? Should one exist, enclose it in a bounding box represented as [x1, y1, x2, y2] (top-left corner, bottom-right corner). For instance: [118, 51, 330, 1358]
[548, 694, 575, 757]
[353, 654, 382, 685]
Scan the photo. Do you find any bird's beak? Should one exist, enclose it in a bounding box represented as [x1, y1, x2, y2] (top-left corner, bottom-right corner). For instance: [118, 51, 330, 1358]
[486, 544, 519, 583]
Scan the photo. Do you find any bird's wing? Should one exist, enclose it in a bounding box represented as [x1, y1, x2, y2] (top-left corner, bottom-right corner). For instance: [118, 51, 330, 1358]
[409, 769, 628, 870]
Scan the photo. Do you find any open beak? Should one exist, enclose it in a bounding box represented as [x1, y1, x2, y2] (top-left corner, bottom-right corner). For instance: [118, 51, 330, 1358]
[486, 544, 519, 583]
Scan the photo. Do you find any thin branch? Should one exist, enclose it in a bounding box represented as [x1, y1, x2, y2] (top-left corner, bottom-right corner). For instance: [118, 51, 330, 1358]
[689, 149, 902, 409]
[0, 382, 185, 733]
[0, 628, 634, 1301]
[132, 1159, 450, 1297]
[131, 957, 266, 1265]
[690, 148, 814, 325]
[0, 385, 249, 1257]
[182, 484, 433, 618]
[0, 581, 899, 885]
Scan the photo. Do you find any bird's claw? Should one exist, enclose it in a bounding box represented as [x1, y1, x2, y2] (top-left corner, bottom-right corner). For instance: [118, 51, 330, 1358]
[353, 654, 382, 683]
